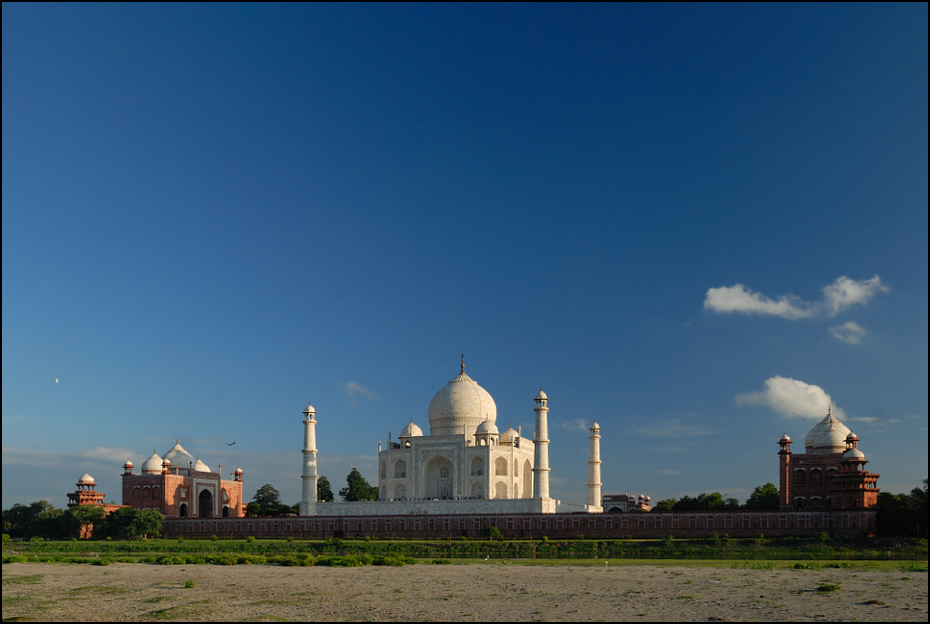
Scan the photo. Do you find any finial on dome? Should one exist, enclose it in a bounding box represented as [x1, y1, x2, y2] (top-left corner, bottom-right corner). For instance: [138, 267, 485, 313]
[461, 354, 465, 373]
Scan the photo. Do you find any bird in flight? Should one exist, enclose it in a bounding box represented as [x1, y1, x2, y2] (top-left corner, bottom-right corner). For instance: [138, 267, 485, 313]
[227, 442, 236, 446]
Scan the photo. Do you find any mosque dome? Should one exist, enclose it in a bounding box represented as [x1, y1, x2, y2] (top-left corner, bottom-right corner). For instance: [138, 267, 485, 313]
[78, 473, 95, 484]
[142, 451, 163, 473]
[193, 458, 211, 473]
[428, 364, 497, 436]
[843, 447, 866, 460]
[400, 420, 423, 438]
[804, 409, 851, 454]
[163, 441, 195, 469]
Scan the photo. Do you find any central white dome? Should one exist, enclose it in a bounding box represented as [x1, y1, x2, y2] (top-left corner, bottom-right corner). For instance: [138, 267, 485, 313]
[428, 368, 497, 436]
[805, 409, 851, 454]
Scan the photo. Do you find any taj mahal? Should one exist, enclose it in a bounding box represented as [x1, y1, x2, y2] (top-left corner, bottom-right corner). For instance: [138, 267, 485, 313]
[299, 359, 604, 516]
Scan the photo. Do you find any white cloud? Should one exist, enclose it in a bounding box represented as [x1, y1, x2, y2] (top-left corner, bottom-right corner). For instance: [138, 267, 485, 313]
[735, 376, 844, 420]
[344, 382, 377, 404]
[703, 284, 811, 319]
[821, 275, 889, 316]
[560, 418, 591, 432]
[704, 275, 888, 320]
[634, 418, 717, 438]
[829, 321, 868, 344]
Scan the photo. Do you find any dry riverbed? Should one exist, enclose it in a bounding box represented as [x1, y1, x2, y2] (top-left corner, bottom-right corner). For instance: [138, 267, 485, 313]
[2, 561, 927, 621]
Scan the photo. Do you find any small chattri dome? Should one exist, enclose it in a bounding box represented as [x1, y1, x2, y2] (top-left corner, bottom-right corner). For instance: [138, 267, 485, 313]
[235, 467, 243, 475]
[500, 426, 519, 443]
[78, 473, 95, 484]
[400, 420, 423, 438]
[193, 457, 211, 473]
[780, 433, 791, 443]
[123, 460, 134, 468]
[476, 418, 499, 435]
[843, 447, 866, 459]
[846, 432, 858, 441]
[536, 389, 548, 401]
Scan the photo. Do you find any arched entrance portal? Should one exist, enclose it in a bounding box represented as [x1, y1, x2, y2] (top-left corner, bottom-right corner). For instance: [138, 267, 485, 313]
[422, 455, 454, 499]
[198, 489, 214, 518]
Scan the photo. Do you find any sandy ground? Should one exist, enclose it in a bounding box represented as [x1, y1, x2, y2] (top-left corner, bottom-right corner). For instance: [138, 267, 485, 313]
[2, 561, 927, 622]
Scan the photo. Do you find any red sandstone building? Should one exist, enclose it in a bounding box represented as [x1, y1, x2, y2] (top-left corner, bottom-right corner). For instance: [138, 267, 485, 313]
[66, 473, 127, 537]
[120, 441, 246, 518]
[778, 408, 880, 511]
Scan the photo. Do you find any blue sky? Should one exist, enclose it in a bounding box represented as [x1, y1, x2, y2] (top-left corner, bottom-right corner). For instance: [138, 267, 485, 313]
[3, 3, 927, 510]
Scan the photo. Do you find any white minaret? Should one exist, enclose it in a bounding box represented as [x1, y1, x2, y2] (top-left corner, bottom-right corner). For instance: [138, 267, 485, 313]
[299, 401, 318, 516]
[587, 422, 603, 512]
[533, 389, 550, 500]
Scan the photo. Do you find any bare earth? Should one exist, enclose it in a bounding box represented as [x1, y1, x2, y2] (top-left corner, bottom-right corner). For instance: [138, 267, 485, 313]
[3, 561, 927, 622]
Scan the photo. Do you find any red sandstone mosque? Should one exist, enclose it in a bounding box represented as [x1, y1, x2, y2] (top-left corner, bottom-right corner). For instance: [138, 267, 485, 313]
[118, 441, 246, 518]
[778, 408, 880, 510]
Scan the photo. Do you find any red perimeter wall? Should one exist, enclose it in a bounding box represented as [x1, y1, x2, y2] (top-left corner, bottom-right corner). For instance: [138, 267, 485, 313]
[163, 510, 876, 540]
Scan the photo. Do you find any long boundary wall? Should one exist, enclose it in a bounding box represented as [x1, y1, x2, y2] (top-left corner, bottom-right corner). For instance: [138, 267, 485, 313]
[164, 510, 876, 539]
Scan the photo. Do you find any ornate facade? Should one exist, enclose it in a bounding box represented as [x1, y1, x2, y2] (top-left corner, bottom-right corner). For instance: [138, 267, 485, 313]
[300, 360, 602, 516]
[120, 441, 246, 518]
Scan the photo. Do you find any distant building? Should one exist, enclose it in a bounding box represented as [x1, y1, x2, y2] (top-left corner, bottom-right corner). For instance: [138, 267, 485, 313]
[66, 473, 126, 537]
[121, 441, 246, 518]
[602, 492, 651, 512]
[778, 408, 880, 511]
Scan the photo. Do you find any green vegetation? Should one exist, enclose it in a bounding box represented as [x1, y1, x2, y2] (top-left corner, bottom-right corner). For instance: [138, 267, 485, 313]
[3, 534, 925, 567]
[339, 467, 378, 502]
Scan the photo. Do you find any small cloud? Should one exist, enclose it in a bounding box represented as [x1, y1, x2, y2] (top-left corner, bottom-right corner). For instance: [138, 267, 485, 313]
[704, 275, 888, 320]
[345, 382, 377, 405]
[634, 419, 716, 438]
[829, 321, 868, 344]
[703, 284, 810, 319]
[821, 276, 889, 316]
[560, 419, 590, 432]
[735, 376, 844, 420]
[847, 416, 881, 426]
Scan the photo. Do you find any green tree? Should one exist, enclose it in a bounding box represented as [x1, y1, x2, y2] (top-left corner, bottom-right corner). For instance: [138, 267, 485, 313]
[1, 501, 68, 539]
[247, 484, 292, 517]
[100, 507, 163, 540]
[744, 483, 780, 510]
[339, 467, 378, 501]
[652, 498, 676, 512]
[317, 475, 335, 502]
[68, 505, 108, 538]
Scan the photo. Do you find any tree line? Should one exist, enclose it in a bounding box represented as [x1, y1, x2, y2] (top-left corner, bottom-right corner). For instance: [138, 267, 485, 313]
[2, 502, 163, 540]
[246, 467, 377, 517]
[651, 482, 781, 512]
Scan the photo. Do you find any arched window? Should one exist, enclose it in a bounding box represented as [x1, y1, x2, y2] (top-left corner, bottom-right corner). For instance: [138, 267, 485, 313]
[495, 457, 508, 476]
[394, 460, 407, 479]
[470, 457, 484, 476]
